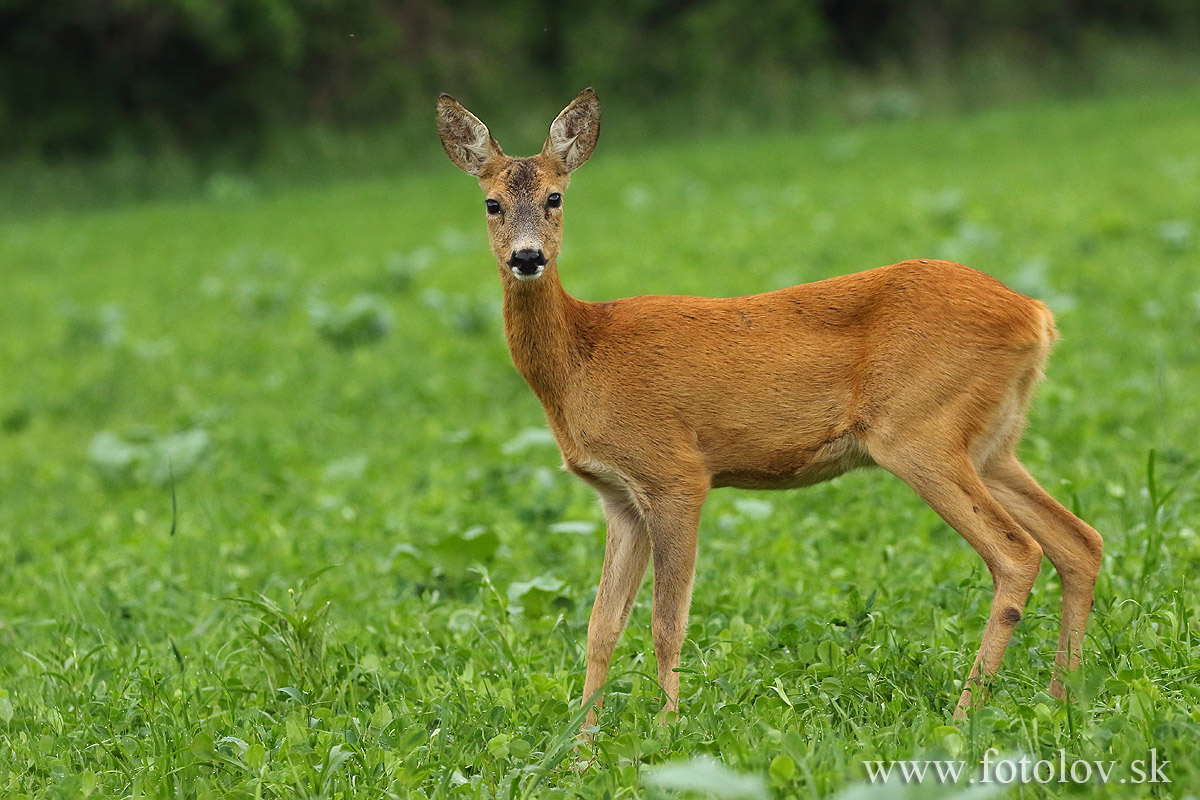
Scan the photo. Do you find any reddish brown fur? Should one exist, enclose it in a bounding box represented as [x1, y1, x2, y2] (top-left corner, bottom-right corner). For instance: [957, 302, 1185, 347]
[437, 89, 1103, 727]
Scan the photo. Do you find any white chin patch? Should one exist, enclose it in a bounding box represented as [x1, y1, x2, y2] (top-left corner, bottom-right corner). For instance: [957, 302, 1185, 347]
[512, 266, 545, 281]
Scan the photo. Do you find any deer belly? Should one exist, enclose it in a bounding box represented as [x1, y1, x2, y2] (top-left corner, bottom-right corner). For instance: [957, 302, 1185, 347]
[709, 431, 875, 489]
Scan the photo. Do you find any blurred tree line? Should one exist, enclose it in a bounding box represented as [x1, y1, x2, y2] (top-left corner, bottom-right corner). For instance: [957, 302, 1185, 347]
[1, 0, 1197, 159]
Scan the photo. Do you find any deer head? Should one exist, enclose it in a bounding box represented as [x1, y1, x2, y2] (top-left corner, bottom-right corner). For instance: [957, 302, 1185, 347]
[436, 88, 601, 283]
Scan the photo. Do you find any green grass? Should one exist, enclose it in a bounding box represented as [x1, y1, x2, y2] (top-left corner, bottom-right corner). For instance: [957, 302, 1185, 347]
[2, 86, 1199, 798]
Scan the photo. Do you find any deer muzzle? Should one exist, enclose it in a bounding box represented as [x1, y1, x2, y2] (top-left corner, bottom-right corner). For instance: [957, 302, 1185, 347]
[508, 248, 547, 280]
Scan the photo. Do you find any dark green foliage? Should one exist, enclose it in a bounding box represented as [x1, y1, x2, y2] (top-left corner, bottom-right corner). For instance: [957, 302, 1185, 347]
[309, 293, 394, 348]
[2, 0, 1199, 157]
[824, 0, 1200, 64]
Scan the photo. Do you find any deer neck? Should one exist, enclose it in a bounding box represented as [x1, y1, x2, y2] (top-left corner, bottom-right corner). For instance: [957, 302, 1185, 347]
[500, 263, 587, 416]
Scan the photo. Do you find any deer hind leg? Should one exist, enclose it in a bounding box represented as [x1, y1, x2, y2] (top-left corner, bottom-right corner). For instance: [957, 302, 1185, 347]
[981, 452, 1103, 699]
[580, 496, 651, 731]
[870, 442, 1043, 719]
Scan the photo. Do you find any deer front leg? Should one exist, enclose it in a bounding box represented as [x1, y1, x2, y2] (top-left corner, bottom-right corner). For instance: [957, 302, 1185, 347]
[643, 489, 705, 720]
[580, 498, 651, 732]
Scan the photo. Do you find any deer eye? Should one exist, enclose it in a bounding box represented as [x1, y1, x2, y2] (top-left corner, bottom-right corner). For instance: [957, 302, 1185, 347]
[485, 199, 501, 215]
[546, 193, 562, 208]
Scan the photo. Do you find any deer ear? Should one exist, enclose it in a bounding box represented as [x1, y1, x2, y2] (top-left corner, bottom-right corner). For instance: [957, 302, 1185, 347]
[437, 94, 503, 176]
[542, 87, 600, 173]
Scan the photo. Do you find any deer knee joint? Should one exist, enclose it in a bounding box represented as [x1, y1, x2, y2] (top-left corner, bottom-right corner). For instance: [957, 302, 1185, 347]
[1057, 527, 1103, 584]
[999, 606, 1023, 625]
[1006, 535, 1043, 581]
[1076, 528, 1104, 571]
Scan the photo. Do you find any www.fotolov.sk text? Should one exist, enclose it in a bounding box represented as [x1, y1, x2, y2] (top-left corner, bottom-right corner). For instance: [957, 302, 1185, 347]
[864, 748, 1170, 786]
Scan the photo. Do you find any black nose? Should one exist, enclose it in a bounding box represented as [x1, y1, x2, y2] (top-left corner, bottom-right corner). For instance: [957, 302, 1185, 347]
[508, 248, 546, 275]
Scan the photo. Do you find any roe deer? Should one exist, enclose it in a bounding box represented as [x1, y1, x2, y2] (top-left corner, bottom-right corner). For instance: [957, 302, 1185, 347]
[436, 88, 1103, 726]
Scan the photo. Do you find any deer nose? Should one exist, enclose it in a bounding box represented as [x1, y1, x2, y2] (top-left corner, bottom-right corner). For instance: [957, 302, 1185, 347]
[508, 248, 547, 276]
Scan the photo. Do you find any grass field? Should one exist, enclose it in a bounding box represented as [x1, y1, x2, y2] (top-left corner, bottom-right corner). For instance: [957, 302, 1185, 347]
[2, 86, 1199, 798]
